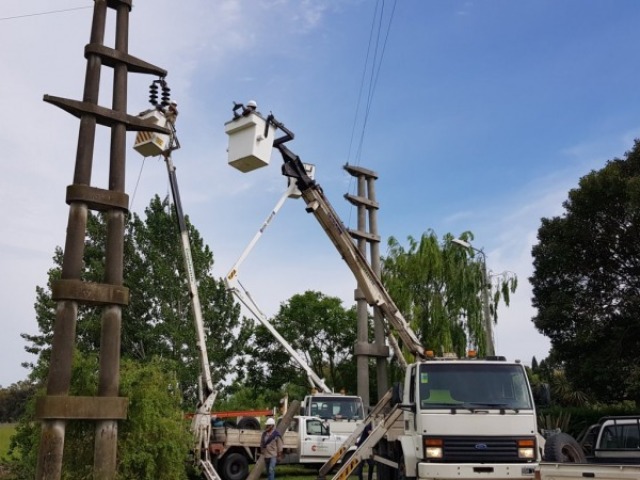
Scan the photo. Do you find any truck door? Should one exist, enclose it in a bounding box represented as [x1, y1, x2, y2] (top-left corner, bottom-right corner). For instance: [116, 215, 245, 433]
[299, 418, 337, 461]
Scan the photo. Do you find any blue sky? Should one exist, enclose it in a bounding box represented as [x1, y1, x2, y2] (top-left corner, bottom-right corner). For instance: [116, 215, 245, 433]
[1, 0, 639, 387]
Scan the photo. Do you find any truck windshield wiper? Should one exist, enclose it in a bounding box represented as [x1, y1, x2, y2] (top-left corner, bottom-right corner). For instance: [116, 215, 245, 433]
[464, 402, 520, 413]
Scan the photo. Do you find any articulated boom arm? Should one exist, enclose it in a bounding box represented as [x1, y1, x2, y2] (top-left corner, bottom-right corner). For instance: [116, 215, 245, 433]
[271, 130, 426, 362]
[165, 155, 215, 399]
[224, 183, 333, 393]
[164, 150, 219, 479]
[227, 281, 333, 393]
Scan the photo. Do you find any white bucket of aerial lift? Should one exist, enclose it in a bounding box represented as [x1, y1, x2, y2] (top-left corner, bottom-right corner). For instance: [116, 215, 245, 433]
[288, 163, 316, 198]
[133, 109, 170, 157]
[225, 112, 276, 173]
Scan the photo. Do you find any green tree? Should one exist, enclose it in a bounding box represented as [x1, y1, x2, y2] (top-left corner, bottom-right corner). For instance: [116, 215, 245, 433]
[0, 381, 36, 423]
[22, 195, 249, 403]
[531, 140, 640, 404]
[382, 230, 516, 358]
[8, 354, 191, 480]
[14, 195, 251, 478]
[244, 291, 358, 398]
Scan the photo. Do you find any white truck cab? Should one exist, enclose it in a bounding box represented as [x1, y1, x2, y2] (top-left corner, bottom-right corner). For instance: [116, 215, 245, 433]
[302, 392, 365, 435]
[579, 416, 640, 464]
[401, 356, 540, 480]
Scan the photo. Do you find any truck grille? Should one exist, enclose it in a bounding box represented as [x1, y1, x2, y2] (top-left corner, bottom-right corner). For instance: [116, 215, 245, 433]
[429, 436, 533, 463]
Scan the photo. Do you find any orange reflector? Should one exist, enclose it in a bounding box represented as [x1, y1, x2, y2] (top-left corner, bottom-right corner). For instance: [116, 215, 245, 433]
[425, 438, 443, 446]
[518, 439, 535, 447]
[467, 349, 477, 358]
[425, 350, 435, 358]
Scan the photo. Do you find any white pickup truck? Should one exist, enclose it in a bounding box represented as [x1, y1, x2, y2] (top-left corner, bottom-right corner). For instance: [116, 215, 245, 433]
[209, 415, 351, 480]
[535, 462, 640, 479]
[537, 416, 640, 480]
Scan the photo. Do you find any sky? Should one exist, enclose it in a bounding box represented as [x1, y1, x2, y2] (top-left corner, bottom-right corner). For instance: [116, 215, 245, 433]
[1, 0, 639, 388]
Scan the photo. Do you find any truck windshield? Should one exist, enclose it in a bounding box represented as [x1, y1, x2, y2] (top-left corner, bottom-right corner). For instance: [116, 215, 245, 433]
[307, 396, 364, 421]
[418, 363, 533, 410]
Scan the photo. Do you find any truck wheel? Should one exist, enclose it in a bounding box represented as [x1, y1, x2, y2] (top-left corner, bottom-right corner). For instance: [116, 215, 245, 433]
[237, 417, 261, 430]
[221, 452, 249, 480]
[544, 432, 587, 463]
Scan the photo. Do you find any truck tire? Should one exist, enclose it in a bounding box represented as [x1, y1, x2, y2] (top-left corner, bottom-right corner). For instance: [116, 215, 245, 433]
[544, 432, 587, 463]
[237, 417, 261, 430]
[220, 452, 249, 480]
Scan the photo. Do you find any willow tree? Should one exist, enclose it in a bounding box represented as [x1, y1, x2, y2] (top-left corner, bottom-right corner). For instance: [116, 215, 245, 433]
[382, 230, 517, 357]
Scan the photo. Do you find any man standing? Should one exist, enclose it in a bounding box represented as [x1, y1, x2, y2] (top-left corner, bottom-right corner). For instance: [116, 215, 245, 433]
[260, 417, 284, 480]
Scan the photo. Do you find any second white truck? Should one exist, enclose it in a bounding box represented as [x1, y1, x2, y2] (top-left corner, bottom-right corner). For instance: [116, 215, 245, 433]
[209, 415, 354, 480]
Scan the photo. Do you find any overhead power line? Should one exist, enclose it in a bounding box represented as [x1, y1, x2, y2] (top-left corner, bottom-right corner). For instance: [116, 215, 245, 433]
[0, 6, 92, 22]
[347, 0, 398, 168]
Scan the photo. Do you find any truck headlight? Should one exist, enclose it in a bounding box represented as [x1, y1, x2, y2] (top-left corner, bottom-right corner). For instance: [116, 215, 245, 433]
[426, 447, 443, 459]
[517, 439, 536, 459]
[424, 438, 443, 459]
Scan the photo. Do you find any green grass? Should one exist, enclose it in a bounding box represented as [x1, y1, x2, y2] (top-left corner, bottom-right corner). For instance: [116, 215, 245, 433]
[250, 464, 321, 479]
[252, 463, 366, 479]
[0, 424, 15, 460]
[0, 427, 361, 479]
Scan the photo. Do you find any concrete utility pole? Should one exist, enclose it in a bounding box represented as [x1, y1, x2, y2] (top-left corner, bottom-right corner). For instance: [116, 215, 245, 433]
[35, 1, 168, 478]
[344, 164, 389, 408]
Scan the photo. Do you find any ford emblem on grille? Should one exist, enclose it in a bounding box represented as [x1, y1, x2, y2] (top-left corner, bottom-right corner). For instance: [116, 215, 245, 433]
[475, 443, 488, 449]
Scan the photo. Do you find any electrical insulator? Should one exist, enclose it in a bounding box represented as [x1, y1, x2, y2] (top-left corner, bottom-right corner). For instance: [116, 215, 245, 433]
[149, 81, 159, 106]
[161, 83, 171, 108]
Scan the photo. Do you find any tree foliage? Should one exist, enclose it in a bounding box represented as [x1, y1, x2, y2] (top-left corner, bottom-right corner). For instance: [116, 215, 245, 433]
[8, 354, 191, 480]
[0, 381, 36, 423]
[382, 230, 516, 358]
[22, 195, 248, 402]
[531, 140, 640, 404]
[15, 195, 250, 478]
[243, 291, 358, 399]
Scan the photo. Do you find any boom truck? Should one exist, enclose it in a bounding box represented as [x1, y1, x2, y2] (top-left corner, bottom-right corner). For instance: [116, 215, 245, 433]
[134, 96, 221, 479]
[132, 95, 363, 480]
[224, 103, 545, 480]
